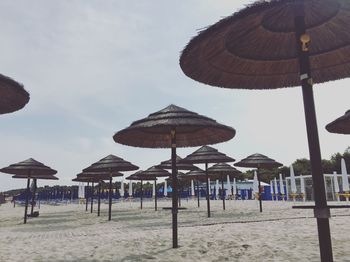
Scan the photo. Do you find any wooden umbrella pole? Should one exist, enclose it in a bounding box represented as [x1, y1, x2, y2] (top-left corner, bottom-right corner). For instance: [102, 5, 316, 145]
[85, 182, 89, 211]
[140, 180, 143, 209]
[221, 177, 225, 210]
[154, 179, 157, 211]
[108, 175, 112, 221]
[294, 7, 333, 262]
[178, 185, 181, 207]
[171, 129, 178, 248]
[90, 182, 94, 213]
[197, 180, 200, 208]
[257, 169, 263, 212]
[98, 182, 101, 216]
[30, 178, 37, 216]
[205, 162, 211, 218]
[24, 177, 31, 224]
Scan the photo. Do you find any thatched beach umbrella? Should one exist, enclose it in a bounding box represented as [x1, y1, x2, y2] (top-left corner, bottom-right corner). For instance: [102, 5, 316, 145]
[138, 166, 170, 211]
[207, 163, 241, 210]
[114, 104, 235, 248]
[235, 153, 282, 212]
[13, 174, 58, 216]
[180, 0, 350, 260]
[326, 110, 350, 135]
[83, 155, 136, 221]
[0, 74, 29, 115]
[125, 171, 155, 210]
[77, 171, 123, 216]
[182, 146, 235, 217]
[183, 168, 208, 208]
[0, 158, 57, 223]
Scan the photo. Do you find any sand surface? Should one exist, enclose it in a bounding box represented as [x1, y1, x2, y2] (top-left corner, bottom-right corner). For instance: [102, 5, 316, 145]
[0, 198, 350, 262]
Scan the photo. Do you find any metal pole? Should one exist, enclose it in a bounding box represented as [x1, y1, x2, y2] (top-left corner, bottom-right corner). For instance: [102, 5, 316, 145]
[24, 177, 31, 224]
[294, 6, 333, 262]
[171, 129, 178, 248]
[98, 182, 101, 216]
[140, 180, 143, 209]
[197, 180, 200, 208]
[154, 179, 157, 211]
[90, 182, 94, 213]
[257, 170, 263, 212]
[205, 162, 210, 218]
[30, 178, 37, 216]
[221, 177, 225, 210]
[108, 175, 112, 221]
[85, 182, 89, 211]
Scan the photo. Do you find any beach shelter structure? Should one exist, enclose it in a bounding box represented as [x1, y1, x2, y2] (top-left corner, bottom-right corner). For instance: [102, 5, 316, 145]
[207, 163, 241, 210]
[179, 0, 350, 260]
[235, 154, 282, 212]
[114, 104, 235, 248]
[182, 146, 235, 218]
[326, 110, 350, 135]
[125, 171, 155, 210]
[13, 174, 58, 216]
[83, 155, 138, 221]
[184, 168, 207, 208]
[138, 166, 170, 211]
[0, 74, 29, 115]
[0, 158, 57, 223]
[77, 171, 123, 216]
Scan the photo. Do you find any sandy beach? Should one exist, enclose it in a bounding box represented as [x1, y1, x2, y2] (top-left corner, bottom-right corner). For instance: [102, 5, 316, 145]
[0, 199, 349, 262]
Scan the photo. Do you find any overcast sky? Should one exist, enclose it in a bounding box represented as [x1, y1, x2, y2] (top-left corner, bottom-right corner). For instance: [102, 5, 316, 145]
[0, 0, 349, 191]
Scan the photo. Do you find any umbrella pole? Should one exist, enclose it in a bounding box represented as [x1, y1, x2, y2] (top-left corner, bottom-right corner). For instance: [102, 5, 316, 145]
[85, 182, 89, 211]
[98, 182, 101, 216]
[30, 178, 37, 216]
[90, 182, 94, 213]
[221, 178, 225, 211]
[197, 180, 200, 208]
[294, 10, 333, 262]
[205, 162, 211, 218]
[171, 129, 178, 248]
[108, 176, 112, 221]
[140, 180, 143, 209]
[24, 177, 31, 224]
[154, 179, 157, 211]
[257, 170, 263, 212]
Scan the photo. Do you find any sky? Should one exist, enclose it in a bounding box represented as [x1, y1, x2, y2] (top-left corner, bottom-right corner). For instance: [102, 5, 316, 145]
[0, 0, 349, 191]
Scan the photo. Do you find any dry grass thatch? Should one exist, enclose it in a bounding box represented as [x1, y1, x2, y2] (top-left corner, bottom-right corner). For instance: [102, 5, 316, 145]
[182, 145, 235, 164]
[156, 155, 198, 171]
[326, 109, 350, 134]
[137, 166, 170, 178]
[180, 0, 350, 89]
[114, 104, 235, 148]
[13, 174, 58, 180]
[207, 163, 242, 179]
[83, 154, 139, 173]
[0, 74, 29, 114]
[234, 153, 282, 168]
[0, 158, 57, 177]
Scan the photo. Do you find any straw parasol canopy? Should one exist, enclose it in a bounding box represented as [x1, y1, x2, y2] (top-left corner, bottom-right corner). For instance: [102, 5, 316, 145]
[182, 146, 235, 164]
[77, 171, 123, 181]
[83, 154, 138, 221]
[180, 0, 350, 90]
[83, 154, 138, 173]
[138, 166, 171, 179]
[180, 1, 346, 259]
[113, 104, 235, 148]
[156, 155, 198, 171]
[326, 110, 350, 134]
[0, 158, 57, 176]
[114, 104, 235, 248]
[13, 174, 58, 180]
[207, 163, 241, 180]
[0, 74, 29, 115]
[0, 158, 57, 224]
[183, 169, 207, 182]
[234, 153, 282, 169]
